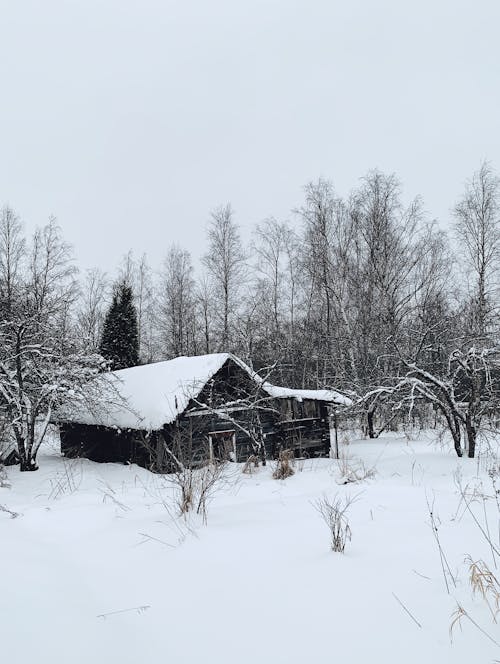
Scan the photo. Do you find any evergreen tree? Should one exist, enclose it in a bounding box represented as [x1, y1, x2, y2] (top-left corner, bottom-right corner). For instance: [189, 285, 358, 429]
[99, 281, 139, 369]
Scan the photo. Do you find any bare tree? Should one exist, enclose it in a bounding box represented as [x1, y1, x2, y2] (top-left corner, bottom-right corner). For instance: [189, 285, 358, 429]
[202, 204, 246, 350]
[28, 217, 78, 330]
[365, 333, 500, 458]
[196, 273, 214, 355]
[454, 162, 500, 340]
[0, 205, 25, 312]
[299, 179, 337, 345]
[77, 268, 109, 351]
[135, 254, 158, 362]
[253, 217, 290, 335]
[296, 179, 358, 388]
[0, 220, 103, 470]
[251, 218, 301, 381]
[158, 245, 196, 358]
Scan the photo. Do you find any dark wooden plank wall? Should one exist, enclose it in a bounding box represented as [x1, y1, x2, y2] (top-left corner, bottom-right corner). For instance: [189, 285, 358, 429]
[59, 422, 156, 467]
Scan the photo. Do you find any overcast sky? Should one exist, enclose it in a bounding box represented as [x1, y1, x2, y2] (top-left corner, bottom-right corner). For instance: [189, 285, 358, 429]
[0, 0, 499, 272]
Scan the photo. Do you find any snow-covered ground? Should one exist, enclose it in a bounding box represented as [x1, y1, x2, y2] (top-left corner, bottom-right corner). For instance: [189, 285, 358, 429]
[1, 431, 499, 664]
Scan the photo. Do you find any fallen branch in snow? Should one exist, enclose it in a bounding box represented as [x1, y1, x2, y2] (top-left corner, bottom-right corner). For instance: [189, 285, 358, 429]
[97, 605, 151, 620]
[0, 503, 20, 518]
[391, 592, 422, 628]
[137, 532, 175, 549]
[100, 490, 131, 512]
[412, 569, 431, 581]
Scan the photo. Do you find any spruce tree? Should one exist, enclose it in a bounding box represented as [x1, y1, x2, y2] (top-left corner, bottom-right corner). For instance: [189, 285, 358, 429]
[99, 281, 139, 369]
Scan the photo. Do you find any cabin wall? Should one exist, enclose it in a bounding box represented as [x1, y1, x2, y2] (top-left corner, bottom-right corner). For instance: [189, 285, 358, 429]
[59, 399, 333, 470]
[175, 359, 282, 463]
[276, 400, 331, 457]
[59, 423, 155, 467]
[166, 398, 332, 465]
[168, 406, 280, 465]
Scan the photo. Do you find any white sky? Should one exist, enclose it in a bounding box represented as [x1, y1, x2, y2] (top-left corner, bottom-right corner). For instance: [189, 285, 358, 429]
[0, 0, 499, 271]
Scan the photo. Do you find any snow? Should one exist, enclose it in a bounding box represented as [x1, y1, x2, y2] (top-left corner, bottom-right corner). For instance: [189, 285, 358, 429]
[1, 430, 499, 664]
[263, 383, 352, 405]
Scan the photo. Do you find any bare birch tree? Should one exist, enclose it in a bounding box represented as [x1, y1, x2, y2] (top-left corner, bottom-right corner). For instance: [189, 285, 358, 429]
[202, 204, 246, 350]
[158, 245, 196, 358]
[0, 206, 25, 313]
[454, 162, 500, 341]
[77, 268, 109, 351]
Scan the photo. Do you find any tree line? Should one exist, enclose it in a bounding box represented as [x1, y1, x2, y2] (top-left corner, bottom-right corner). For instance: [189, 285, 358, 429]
[0, 162, 499, 466]
[92, 164, 499, 388]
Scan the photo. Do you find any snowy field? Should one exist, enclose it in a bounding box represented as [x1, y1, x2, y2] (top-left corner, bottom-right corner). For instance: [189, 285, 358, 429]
[1, 431, 499, 664]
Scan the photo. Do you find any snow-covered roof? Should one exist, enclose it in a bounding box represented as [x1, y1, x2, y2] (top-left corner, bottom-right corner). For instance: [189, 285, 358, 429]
[58, 353, 351, 431]
[59, 353, 257, 431]
[262, 384, 352, 406]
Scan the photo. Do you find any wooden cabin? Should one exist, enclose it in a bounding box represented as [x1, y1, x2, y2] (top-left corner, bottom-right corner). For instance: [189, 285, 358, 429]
[57, 353, 350, 471]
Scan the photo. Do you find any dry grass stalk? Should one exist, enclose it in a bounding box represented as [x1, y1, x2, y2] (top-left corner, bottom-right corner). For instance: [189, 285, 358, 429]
[426, 495, 457, 593]
[466, 556, 500, 622]
[242, 455, 259, 475]
[273, 449, 295, 480]
[336, 450, 375, 485]
[169, 461, 227, 525]
[48, 457, 82, 499]
[195, 461, 226, 524]
[314, 494, 355, 553]
[391, 592, 422, 628]
[454, 475, 500, 566]
[176, 468, 194, 514]
[449, 603, 500, 646]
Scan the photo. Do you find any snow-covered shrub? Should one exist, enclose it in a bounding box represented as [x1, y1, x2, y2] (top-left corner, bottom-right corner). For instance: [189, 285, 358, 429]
[314, 494, 354, 553]
[272, 449, 294, 480]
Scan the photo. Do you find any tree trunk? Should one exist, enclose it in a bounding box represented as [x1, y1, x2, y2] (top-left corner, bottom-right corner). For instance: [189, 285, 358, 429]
[367, 408, 376, 439]
[19, 453, 38, 471]
[15, 428, 39, 472]
[465, 414, 477, 458]
[450, 416, 463, 458]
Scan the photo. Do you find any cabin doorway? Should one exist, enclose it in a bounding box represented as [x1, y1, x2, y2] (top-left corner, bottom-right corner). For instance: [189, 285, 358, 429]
[208, 430, 236, 462]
